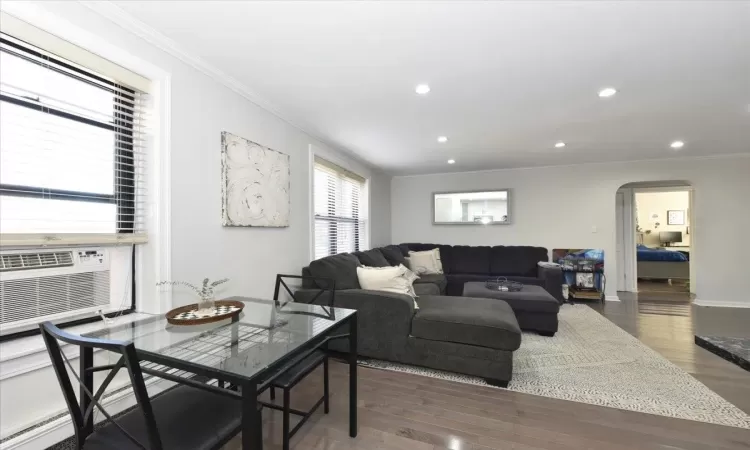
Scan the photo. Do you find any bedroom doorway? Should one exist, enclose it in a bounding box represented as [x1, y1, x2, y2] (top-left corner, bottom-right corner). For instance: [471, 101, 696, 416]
[616, 183, 695, 297]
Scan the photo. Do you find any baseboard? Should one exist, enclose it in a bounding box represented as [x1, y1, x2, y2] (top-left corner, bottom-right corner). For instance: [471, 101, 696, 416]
[693, 299, 750, 308]
[0, 376, 174, 450]
[605, 295, 621, 302]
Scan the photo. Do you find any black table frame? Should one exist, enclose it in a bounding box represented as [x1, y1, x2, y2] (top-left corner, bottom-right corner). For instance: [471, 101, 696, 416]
[80, 311, 358, 450]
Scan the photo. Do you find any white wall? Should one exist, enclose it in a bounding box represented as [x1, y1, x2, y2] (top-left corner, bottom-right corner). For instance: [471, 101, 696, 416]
[24, 1, 391, 303]
[369, 170, 393, 247]
[391, 155, 750, 306]
[0, 2, 392, 443]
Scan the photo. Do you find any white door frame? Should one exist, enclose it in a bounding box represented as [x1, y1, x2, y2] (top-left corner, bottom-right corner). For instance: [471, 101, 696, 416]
[621, 186, 695, 293]
[617, 188, 638, 292]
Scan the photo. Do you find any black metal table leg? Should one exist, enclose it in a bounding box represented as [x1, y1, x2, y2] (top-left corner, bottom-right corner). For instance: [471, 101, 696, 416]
[348, 313, 358, 438]
[242, 382, 262, 450]
[231, 314, 240, 357]
[80, 346, 94, 437]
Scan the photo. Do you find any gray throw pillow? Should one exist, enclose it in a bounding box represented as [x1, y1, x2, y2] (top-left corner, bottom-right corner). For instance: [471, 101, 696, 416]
[380, 245, 406, 266]
[353, 249, 390, 267]
[308, 253, 362, 290]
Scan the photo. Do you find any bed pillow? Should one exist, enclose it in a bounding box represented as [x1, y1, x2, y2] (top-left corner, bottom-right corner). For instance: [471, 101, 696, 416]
[356, 265, 419, 308]
[408, 249, 443, 275]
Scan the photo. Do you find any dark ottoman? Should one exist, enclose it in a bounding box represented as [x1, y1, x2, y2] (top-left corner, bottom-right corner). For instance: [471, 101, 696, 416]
[411, 295, 521, 386]
[462, 282, 560, 336]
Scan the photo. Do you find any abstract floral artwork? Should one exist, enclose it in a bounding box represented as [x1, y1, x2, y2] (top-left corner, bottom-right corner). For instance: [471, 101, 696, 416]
[221, 132, 290, 227]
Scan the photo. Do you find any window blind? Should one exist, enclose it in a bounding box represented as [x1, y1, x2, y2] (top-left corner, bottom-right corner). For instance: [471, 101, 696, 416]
[314, 158, 366, 260]
[0, 32, 149, 246]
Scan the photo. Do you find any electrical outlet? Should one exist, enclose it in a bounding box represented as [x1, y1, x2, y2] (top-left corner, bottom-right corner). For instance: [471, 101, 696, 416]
[591, 225, 598, 233]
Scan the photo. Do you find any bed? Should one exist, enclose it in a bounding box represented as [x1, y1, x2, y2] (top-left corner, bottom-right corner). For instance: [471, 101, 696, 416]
[637, 245, 689, 280]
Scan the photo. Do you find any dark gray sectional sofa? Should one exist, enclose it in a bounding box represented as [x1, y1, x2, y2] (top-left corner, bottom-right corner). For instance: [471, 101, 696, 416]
[298, 243, 562, 386]
[401, 243, 563, 301]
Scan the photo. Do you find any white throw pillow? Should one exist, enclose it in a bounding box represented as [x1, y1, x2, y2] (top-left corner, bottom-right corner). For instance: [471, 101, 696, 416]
[356, 265, 419, 308]
[400, 264, 419, 298]
[408, 249, 443, 275]
[432, 248, 443, 273]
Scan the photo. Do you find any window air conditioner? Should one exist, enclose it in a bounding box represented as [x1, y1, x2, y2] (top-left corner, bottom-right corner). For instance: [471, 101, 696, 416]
[0, 247, 110, 335]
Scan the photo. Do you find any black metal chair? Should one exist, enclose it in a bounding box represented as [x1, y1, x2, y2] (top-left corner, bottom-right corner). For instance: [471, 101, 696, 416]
[39, 321, 245, 450]
[259, 274, 335, 450]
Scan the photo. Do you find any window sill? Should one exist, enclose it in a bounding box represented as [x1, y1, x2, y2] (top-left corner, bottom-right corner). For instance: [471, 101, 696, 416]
[0, 312, 150, 380]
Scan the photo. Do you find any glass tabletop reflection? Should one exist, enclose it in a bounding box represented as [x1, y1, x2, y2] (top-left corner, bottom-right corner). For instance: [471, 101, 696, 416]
[84, 296, 355, 382]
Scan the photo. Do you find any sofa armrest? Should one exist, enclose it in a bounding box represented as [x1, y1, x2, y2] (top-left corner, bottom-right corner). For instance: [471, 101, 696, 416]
[414, 283, 440, 296]
[537, 265, 564, 304]
[293, 289, 415, 358]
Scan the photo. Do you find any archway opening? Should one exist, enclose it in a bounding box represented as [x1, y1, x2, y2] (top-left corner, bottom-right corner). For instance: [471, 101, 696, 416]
[615, 181, 695, 300]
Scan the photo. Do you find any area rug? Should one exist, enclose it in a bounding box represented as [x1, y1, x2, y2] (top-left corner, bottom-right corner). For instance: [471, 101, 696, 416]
[360, 304, 750, 429]
[696, 335, 750, 373]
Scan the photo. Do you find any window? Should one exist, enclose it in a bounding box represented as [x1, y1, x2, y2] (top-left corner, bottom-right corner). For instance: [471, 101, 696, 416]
[314, 158, 366, 259]
[0, 24, 151, 337]
[0, 33, 148, 245]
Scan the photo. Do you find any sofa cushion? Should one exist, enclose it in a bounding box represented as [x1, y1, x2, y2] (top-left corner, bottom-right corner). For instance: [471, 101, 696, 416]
[308, 253, 361, 290]
[436, 245, 453, 273]
[398, 244, 411, 257]
[413, 283, 440, 296]
[444, 273, 491, 296]
[353, 249, 390, 267]
[490, 246, 548, 276]
[412, 295, 521, 351]
[413, 273, 448, 295]
[447, 245, 491, 274]
[380, 245, 406, 266]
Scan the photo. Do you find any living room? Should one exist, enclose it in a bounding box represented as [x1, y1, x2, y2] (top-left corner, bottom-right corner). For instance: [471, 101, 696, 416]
[0, 1, 748, 450]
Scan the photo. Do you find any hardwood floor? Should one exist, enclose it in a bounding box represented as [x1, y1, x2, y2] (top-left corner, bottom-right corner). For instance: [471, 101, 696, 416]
[637, 279, 691, 294]
[226, 294, 750, 450]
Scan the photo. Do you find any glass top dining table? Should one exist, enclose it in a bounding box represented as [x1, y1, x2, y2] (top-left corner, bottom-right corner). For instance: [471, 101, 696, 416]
[84, 296, 359, 450]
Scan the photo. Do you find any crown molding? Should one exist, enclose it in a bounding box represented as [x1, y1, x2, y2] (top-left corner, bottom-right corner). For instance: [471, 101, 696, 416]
[392, 151, 750, 179]
[78, 0, 369, 166]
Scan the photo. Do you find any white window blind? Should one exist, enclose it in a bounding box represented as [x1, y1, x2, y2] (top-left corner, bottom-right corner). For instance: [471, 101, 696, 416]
[314, 158, 366, 260]
[0, 31, 149, 246]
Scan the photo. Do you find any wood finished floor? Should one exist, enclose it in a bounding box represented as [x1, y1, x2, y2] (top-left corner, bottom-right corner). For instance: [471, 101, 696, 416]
[226, 294, 750, 450]
[637, 279, 691, 294]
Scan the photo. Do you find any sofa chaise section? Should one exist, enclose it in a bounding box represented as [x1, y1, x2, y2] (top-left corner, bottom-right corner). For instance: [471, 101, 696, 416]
[299, 253, 521, 385]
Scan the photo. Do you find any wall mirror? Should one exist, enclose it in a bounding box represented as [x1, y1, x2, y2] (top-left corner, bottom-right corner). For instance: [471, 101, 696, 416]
[433, 190, 511, 225]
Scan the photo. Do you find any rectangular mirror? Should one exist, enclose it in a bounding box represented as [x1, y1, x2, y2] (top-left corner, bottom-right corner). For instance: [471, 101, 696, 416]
[433, 190, 511, 225]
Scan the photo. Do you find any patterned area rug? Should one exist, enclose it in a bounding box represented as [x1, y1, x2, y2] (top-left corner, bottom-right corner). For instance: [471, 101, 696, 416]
[360, 304, 750, 429]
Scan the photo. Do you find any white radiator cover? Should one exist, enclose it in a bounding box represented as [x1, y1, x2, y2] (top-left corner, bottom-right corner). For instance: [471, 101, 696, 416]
[0, 247, 110, 334]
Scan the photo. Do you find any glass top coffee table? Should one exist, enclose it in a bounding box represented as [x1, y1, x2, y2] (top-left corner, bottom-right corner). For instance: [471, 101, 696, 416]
[84, 296, 358, 450]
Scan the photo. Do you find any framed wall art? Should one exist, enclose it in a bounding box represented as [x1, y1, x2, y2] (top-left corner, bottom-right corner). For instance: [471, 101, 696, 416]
[221, 132, 290, 227]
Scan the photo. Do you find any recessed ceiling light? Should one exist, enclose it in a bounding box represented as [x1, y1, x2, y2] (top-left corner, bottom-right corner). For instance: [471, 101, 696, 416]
[437, 136, 448, 143]
[598, 87, 617, 98]
[415, 84, 430, 95]
[554, 142, 566, 148]
[447, 159, 455, 164]
[670, 140, 685, 149]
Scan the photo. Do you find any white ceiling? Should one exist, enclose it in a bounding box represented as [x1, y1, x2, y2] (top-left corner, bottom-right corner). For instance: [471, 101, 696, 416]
[111, 1, 750, 175]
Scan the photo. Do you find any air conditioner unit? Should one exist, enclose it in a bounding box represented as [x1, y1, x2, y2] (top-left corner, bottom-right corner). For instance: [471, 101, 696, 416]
[0, 247, 110, 335]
